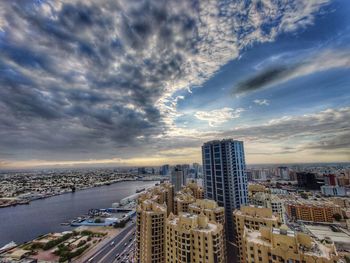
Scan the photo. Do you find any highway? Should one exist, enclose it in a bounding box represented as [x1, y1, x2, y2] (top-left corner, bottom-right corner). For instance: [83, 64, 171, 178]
[85, 223, 136, 263]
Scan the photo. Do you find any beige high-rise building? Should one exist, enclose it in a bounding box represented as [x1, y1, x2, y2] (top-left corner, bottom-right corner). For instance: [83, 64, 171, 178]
[233, 206, 282, 262]
[135, 200, 167, 263]
[166, 212, 226, 263]
[174, 191, 196, 215]
[138, 182, 174, 215]
[185, 181, 204, 199]
[189, 199, 225, 226]
[243, 226, 339, 263]
[249, 192, 286, 223]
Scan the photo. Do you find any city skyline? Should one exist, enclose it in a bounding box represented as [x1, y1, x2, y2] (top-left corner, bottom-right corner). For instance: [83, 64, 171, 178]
[0, 0, 350, 169]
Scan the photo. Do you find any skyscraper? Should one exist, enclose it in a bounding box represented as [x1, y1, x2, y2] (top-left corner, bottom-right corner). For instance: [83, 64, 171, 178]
[171, 166, 185, 192]
[202, 139, 248, 241]
[161, 164, 170, 176]
[135, 200, 167, 263]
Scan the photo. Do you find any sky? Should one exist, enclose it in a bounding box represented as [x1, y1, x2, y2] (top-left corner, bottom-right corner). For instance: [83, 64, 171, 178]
[0, 0, 349, 169]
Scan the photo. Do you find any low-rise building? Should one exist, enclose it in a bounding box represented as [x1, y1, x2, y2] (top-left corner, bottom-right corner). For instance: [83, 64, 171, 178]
[321, 185, 347, 196]
[285, 200, 341, 223]
[244, 226, 340, 263]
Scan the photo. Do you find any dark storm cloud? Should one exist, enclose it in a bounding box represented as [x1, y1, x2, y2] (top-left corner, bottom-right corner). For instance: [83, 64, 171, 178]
[0, 0, 332, 163]
[233, 50, 350, 95]
[234, 64, 299, 94]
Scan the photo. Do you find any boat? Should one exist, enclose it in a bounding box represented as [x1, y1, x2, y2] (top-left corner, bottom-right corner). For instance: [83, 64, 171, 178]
[135, 187, 145, 193]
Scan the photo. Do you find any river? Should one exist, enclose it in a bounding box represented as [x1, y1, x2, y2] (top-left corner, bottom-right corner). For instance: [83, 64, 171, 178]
[0, 180, 157, 247]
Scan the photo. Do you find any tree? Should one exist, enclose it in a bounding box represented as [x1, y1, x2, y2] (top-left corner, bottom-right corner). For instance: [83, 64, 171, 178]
[94, 218, 103, 223]
[300, 192, 308, 199]
[333, 213, 342, 222]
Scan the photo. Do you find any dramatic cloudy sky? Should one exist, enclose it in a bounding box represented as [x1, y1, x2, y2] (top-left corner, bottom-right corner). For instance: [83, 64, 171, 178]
[0, 0, 349, 168]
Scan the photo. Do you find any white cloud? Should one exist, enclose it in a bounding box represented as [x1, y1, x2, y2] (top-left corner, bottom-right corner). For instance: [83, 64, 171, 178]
[254, 99, 270, 106]
[0, 0, 333, 164]
[194, 107, 244, 127]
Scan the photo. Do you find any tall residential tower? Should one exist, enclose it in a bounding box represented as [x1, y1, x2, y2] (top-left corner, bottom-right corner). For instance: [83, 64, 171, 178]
[202, 139, 248, 240]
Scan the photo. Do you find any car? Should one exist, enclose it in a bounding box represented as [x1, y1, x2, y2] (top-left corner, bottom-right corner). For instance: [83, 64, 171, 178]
[110, 241, 115, 246]
[115, 253, 120, 258]
[124, 242, 128, 247]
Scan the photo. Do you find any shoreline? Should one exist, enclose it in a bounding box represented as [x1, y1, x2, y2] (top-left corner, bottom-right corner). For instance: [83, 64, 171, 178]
[0, 178, 159, 209]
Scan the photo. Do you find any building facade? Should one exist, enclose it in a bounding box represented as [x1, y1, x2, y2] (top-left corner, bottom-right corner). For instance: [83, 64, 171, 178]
[232, 206, 282, 262]
[189, 199, 225, 226]
[285, 200, 341, 223]
[174, 190, 196, 215]
[135, 200, 167, 263]
[166, 213, 226, 263]
[171, 167, 185, 192]
[321, 185, 346, 196]
[184, 181, 204, 199]
[202, 139, 248, 240]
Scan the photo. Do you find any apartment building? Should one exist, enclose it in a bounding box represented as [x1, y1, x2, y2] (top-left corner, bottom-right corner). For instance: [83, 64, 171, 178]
[285, 200, 341, 223]
[174, 190, 196, 215]
[185, 181, 204, 199]
[233, 206, 282, 262]
[166, 212, 226, 263]
[244, 226, 339, 263]
[189, 199, 225, 226]
[135, 200, 167, 263]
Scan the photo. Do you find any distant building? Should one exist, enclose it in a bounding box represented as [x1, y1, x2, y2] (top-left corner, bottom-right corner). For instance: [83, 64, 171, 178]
[166, 213, 226, 263]
[324, 174, 337, 186]
[137, 167, 147, 175]
[321, 185, 346, 196]
[277, 166, 289, 180]
[338, 174, 350, 186]
[160, 164, 170, 176]
[202, 139, 248, 241]
[244, 226, 340, 263]
[296, 172, 323, 190]
[250, 169, 267, 181]
[285, 200, 341, 223]
[192, 163, 201, 178]
[171, 167, 185, 192]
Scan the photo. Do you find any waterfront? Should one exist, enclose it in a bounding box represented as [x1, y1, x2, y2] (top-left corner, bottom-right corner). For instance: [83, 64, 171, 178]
[0, 180, 157, 247]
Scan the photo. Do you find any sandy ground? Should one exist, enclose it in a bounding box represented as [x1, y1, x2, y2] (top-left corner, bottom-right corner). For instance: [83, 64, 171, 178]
[73, 226, 123, 263]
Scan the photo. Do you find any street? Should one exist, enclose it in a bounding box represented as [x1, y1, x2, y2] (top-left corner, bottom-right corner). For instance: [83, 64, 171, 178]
[85, 223, 136, 263]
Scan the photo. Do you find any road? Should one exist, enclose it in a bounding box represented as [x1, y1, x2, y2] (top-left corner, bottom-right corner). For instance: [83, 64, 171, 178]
[85, 223, 136, 263]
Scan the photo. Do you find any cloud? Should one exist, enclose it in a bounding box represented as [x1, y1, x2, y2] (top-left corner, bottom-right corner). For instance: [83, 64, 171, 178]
[194, 107, 244, 127]
[234, 50, 350, 94]
[0, 0, 332, 164]
[223, 107, 350, 151]
[253, 99, 270, 106]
